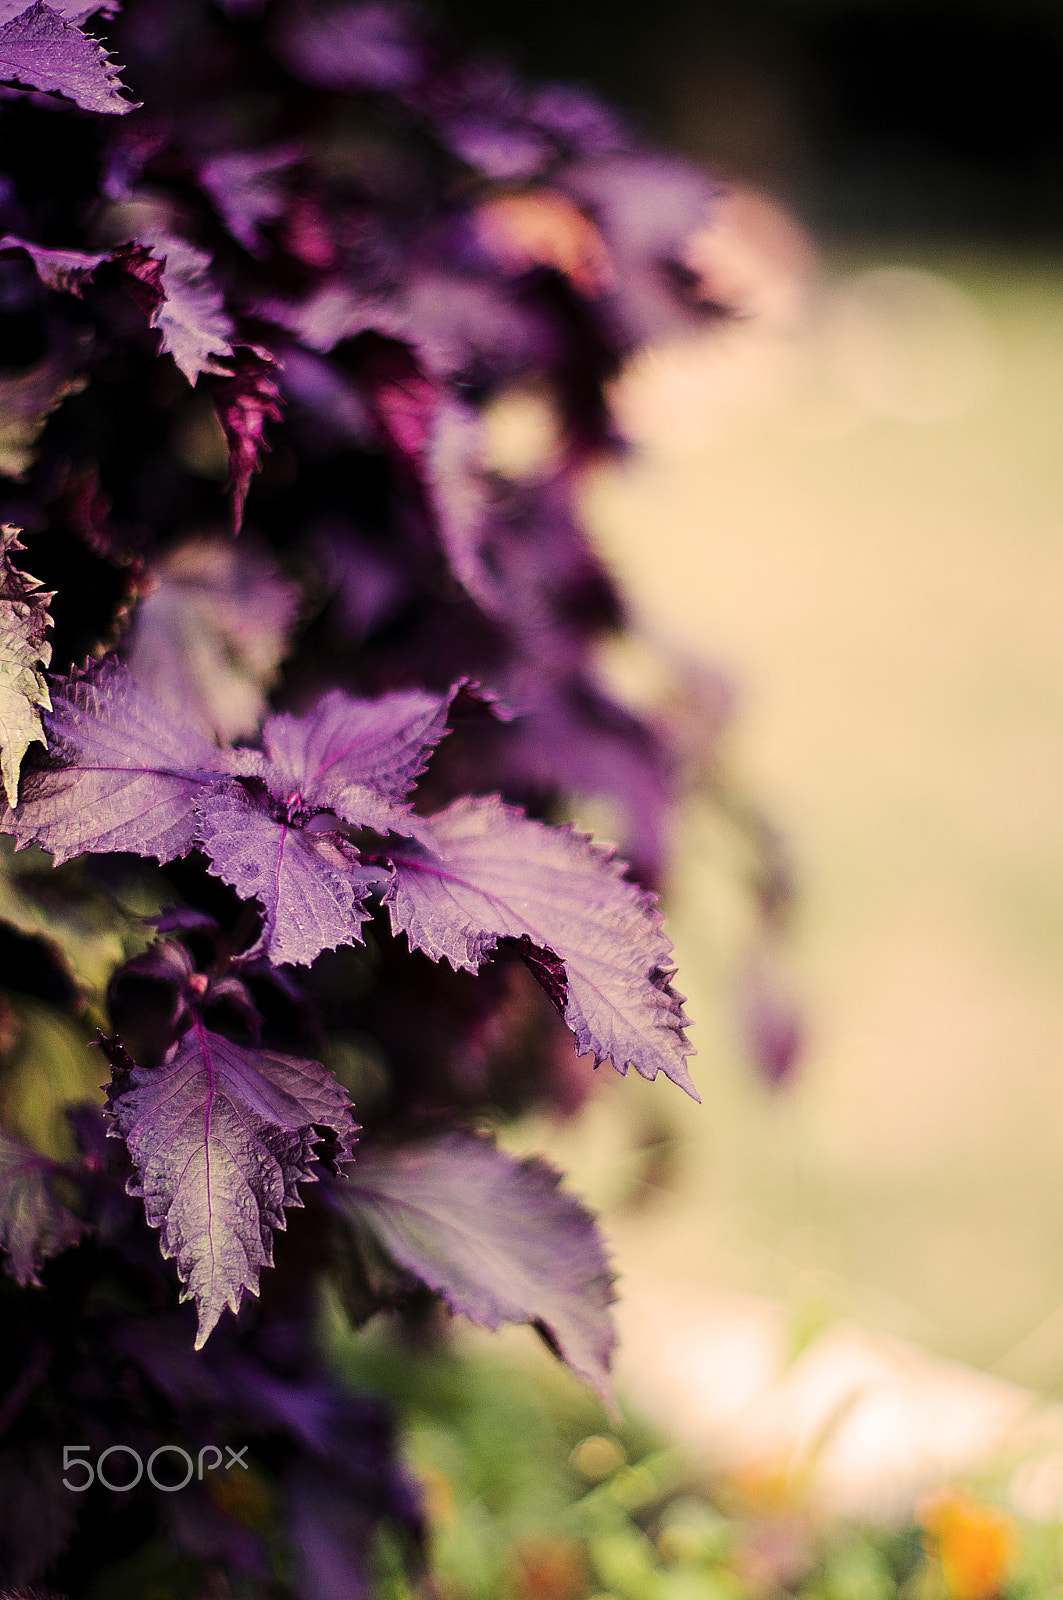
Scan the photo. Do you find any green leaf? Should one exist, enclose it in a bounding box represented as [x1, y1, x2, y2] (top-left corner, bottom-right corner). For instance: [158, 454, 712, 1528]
[0, 998, 104, 1159]
[0, 1124, 86, 1285]
[0, 835, 144, 997]
[0, 352, 86, 480]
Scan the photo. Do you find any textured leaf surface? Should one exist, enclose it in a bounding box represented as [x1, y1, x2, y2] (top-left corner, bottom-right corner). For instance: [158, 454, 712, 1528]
[195, 781, 385, 968]
[0, 1127, 86, 1285]
[0, 525, 53, 806]
[4, 658, 233, 864]
[385, 796, 697, 1097]
[259, 684, 454, 812]
[342, 1131, 615, 1397]
[104, 1021, 358, 1347]
[0, 1, 134, 114]
[125, 536, 299, 744]
[142, 234, 234, 383]
[0, 1, 119, 24]
[189, 683, 455, 965]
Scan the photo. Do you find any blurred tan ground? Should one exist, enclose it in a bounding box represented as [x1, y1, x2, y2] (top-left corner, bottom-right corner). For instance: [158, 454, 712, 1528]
[508, 241, 1063, 1403]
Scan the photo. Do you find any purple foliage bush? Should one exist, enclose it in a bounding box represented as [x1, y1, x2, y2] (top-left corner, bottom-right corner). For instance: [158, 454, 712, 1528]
[0, 2, 775, 1592]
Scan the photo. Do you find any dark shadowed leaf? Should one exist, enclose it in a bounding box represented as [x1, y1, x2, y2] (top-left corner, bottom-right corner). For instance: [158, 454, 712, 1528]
[0, 525, 53, 806]
[384, 796, 697, 1097]
[3, 658, 234, 864]
[208, 345, 285, 531]
[273, 0, 425, 93]
[0, 1126, 86, 1285]
[425, 400, 499, 610]
[0, 0, 134, 114]
[0, 348, 87, 479]
[0, 231, 107, 294]
[199, 142, 300, 254]
[0, 1442, 80, 1586]
[103, 1021, 358, 1347]
[340, 1130, 615, 1398]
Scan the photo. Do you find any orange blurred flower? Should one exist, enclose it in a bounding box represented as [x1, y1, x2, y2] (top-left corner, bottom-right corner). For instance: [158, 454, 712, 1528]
[475, 191, 613, 297]
[919, 1486, 1016, 1600]
[509, 1533, 588, 1600]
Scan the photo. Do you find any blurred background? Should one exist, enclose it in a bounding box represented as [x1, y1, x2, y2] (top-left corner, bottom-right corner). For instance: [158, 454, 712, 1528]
[427, 0, 1063, 1510]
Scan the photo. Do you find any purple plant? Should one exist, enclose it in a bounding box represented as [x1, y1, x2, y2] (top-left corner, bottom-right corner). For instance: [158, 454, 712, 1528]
[0, 2, 769, 1592]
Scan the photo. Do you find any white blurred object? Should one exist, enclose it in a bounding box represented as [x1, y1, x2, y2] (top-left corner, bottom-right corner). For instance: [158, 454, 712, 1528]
[613, 186, 816, 454]
[818, 266, 996, 424]
[616, 1276, 1063, 1521]
[684, 185, 816, 331]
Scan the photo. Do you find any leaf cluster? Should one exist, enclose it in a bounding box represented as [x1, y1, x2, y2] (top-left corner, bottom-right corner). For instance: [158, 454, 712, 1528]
[0, 3, 770, 1594]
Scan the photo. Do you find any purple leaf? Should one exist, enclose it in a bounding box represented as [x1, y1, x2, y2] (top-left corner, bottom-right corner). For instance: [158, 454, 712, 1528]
[357, 333, 437, 467]
[259, 684, 455, 810]
[103, 1021, 358, 1348]
[0, 1127, 86, 1285]
[0, 0, 134, 115]
[107, 234, 166, 317]
[558, 154, 724, 345]
[278, 346, 376, 450]
[384, 796, 698, 1098]
[194, 780, 386, 969]
[0, 525, 53, 805]
[736, 948, 804, 1089]
[526, 81, 627, 157]
[425, 400, 499, 611]
[442, 109, 554, 183]
[343, 339, 498, 607]
[139, 233, 234, 383]
[189, 682, 457, 965]
[0, 2, 120, 20]
[125, 535, 299, 743]
[257, 281, 406, 355]
[503, 679, 674, 885]
[0, 1443, 79, 1587]
[273, 1, 426, 93]
[0, 233, 233, 388]
[341, 1131, 615, 1398]
[199, 143, 300, 254]
[3, 657, 234, 865]
[0, 231, 107, 294]
[208, 345, 285, 532]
